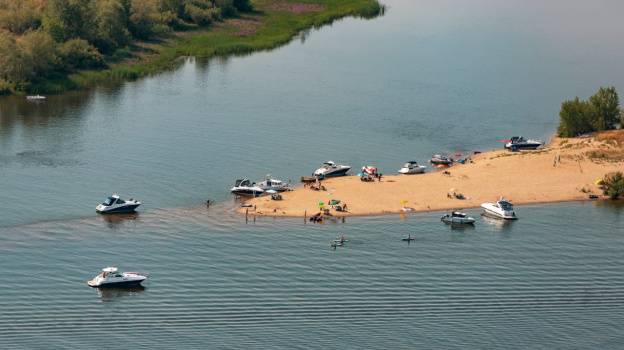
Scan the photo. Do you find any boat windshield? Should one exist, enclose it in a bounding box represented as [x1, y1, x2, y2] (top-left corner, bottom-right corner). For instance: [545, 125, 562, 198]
[103, 197, 116, 206]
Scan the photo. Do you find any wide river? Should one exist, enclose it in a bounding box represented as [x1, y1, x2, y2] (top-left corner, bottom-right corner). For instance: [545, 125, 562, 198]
[1, 0, 623, 348]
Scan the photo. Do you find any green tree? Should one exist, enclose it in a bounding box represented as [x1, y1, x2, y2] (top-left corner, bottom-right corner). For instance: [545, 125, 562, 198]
[128, 0, 160, 39]
[57, 38, 105, 69]
[42, 0, 97, 43]
[0, 0, 43, 34]
[589, 86, 620, 131]
[0, 32, 20, 81]
[557, 97, 594, 137]
[17, 30, 59, 79]
[95, 0, 131, 53]
[603, 171, 624, 199]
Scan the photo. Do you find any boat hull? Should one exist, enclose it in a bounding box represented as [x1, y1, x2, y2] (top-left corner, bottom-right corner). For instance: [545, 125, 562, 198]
[398, 167, 426, 174]
[231, 189, 264, 197]
[87, 279, 146, 288]
[481, 205, 518, 220]
[505, 144, 541, 150]
[441, 217, 475, 224]
[315, 168, 350, 177]
[96, 204, 141, 214]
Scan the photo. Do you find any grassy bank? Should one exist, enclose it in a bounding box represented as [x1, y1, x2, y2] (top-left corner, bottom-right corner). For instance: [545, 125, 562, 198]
[59, 0, 384, 91]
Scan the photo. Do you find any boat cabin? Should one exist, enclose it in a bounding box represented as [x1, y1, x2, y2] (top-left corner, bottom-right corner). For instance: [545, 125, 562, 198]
[102, 195, 126, 207]
[235, 179, 254, 187]
[497, 201, 514, 210]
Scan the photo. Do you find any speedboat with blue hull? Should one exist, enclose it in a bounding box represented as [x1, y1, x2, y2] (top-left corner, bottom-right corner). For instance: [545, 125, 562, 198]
[87, 267, 148, 288]
[96, 194, 141, 213]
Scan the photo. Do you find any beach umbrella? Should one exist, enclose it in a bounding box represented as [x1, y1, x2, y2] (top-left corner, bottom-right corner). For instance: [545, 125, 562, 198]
[450, 188, 457, 192]
[357, 173, 364, 176]
[437, 164, 446, 168]
[266, 190, 277, 194]
[401, 200, 408, 204]
[318, 202, 324, 206]
[594, 179, 604, 185]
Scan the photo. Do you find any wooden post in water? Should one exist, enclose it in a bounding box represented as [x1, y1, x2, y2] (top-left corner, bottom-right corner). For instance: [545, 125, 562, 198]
[246, 208, 248, 223]
[304, 210, 307, 224]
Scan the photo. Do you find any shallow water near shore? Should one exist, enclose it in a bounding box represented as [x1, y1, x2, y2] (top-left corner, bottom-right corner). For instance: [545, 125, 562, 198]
[1, 0, 624, 348]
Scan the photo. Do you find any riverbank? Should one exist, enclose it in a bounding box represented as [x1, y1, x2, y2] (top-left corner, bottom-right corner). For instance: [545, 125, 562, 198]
[237, 132, 624, 217]
[42, 0, 385, 94]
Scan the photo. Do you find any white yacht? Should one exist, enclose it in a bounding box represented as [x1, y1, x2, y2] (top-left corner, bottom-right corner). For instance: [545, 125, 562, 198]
[256, 175, 289, 192]
[96, 194, 141, 213]
[398, 161, 426, 174]
[314, 161, 351, 177]
[87, 267, 148, 288]
[231, 179, 265, 197]
[504, 136, 543, 150]
[481, 197, 518, 219]
[441, 211, 475, 224]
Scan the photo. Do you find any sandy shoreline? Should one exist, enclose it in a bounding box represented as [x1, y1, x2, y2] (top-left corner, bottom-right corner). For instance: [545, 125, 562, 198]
[236, 134, 623, 218]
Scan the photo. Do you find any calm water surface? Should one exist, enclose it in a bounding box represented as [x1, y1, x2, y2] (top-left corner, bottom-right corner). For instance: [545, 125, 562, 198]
[1, 0, 624, 348]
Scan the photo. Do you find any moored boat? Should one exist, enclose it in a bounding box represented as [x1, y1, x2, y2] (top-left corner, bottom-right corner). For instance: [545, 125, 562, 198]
[95, 194, 141, 213]
[314, 161, 351, 177]
[481, 197, 517, 219]
[504, 136, 543, 150]
[26, 95, 46, 101]
[256, 175, 289, 192]
[398, 161, 426, 174]
[429, 155, 453, 165]
[441, 211, 475, 224]
[231, 179, 265, 197]
[87, 267, 148, 288]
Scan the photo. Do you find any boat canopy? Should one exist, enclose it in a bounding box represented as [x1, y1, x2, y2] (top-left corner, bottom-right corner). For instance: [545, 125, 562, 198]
[498, 201, 514, 209]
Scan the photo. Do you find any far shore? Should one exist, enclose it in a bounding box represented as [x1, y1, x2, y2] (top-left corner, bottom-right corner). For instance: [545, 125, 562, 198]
[236, 133, 623, 218]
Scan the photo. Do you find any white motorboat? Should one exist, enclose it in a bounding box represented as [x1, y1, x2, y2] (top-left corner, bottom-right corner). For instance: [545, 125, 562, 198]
[481, 197, 518, 219]
[398, 161, 426, 174]
[231, 179, 265, 197]
[26, 95, 46, 101]
[314, 161, 351, 177]
[87, 267, 148, 288]
[256, 175, 289, 192]
[441, 211, 475, 224]
[504, 136, 543, 150]
[95, 194, 141, 213]
[429, 155, 453, 165]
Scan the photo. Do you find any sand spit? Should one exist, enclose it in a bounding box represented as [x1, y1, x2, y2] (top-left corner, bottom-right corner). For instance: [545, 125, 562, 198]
[236, 134, 623, 218]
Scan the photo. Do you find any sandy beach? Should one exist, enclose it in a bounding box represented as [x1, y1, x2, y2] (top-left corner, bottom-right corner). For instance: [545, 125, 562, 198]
[237, 132, 623, 218]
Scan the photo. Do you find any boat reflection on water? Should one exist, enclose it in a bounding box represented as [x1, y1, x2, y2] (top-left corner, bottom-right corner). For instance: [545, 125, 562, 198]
[445, 221, 477, 231]
[481, 212, 514, 229]
[93, 285, 147, 303]
[99, 212, 140, 228]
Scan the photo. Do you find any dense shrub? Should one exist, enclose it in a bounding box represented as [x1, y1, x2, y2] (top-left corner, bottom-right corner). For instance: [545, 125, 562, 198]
[57, 39, 105, 69]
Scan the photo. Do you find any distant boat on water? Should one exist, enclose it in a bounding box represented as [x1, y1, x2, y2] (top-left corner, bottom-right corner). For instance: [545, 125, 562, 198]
[26, 95, 46, 101]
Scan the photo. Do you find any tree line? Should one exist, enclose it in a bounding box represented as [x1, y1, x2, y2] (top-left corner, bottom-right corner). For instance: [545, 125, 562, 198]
[0, 0, 252, 94]
[557, 86, 624, 137]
